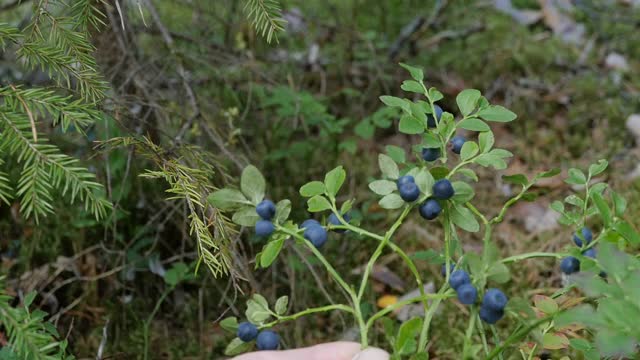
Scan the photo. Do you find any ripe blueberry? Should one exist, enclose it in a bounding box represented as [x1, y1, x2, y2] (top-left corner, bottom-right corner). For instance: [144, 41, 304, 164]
[301, 219, 320, 229]
[432, 179, 455, 200]
[256, 200, 276, 220]
[449, 270, 471, 290]
[304, 225, 328, 248]
[583, 248, 596, 258]
[441, 263, 455, 277]
[479, 305, 504, 324]
[457, 283, 477, 305]
[396, 175, 415, 187]
[419, 199, 441, 220]
[573, 227, 593, 247]
[422, 147, 440, 162]
[399, 182, 420, 202]
[237, 322, 258, 342]
[450, 136, 466, 154]
[256, 330, 280, 350]
[426, 105, 443, 128]
[482, 288, 508, 311]
[255, 220, 275, 238]
[328, 212, 351, 233]
[560, 256, 580, 274]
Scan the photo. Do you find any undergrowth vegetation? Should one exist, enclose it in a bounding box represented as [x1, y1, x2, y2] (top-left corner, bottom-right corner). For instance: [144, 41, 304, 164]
[0, 0, 639, 358]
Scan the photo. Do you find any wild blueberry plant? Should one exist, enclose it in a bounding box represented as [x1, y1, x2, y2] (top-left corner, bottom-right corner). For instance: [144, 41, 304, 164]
[209, 64, 640, 359]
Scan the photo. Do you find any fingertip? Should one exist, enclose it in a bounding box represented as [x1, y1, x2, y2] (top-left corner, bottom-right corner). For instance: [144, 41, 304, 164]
[351, 347, 390, 360]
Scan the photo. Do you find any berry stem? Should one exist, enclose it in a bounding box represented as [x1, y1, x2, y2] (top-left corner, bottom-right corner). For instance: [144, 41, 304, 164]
[500, 252, 563, 263]
[483, 316, 553, 360]
[462, 307, 478, 358]
[365, 291, 455, 330]
[259, 304, 354, 328]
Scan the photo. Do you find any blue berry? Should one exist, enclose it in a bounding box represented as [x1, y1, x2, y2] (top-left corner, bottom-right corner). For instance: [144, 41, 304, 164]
[449, 270, 471, 290]
[482, 288, 508, 311]
[422, 147, 440, 162]
[328, 212, 351, 233]
[479, 305, 504, 324]
[573, 227, 593, 247]
[396, 175, 415, 187]
[426, 105, 443, 128]
[419, 199, 441, 220]
[451, 136, 466, 154]
[256, 200, 276, 220]
[583, 248, 596, 258]
[304, 225, 328, 248]
[399, 182, 420, 202]
[255, 220, 275, 238]
[441, 263, 455, 276]
[560, 256, 580, 274]
[301, 219, 320, 229]
[237, 322, 258, 342]
[457, 284, 478, 305]
[256, 330, 280, 350]
[432, 179, 455, 200]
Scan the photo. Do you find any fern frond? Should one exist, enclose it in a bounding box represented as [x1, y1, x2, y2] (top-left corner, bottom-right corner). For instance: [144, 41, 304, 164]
[244, 0, 286, 44]
[0, 110, 111, 222]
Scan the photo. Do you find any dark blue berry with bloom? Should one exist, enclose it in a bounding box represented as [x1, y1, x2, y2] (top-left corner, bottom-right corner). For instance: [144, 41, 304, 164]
[329, 212, 351, 233]
[399, 182, 420, 202]
[396, 175, 415, 187]
[255, 220, 275, 238]
[432, 179, 455, 200]
[449, 270, 471, 290]
[237, 322, 258, 342]
[482, 288, 508, 311]
[560, 256, 580, 274]
[573, 227, 593, 247]
[304, 225, 328, 248]
[256, 200, 276, 220]
[422, 147, 440, 162]
[301, 219, 320, 229]
[441, 263, 455, 277]
[256, 330, 280, 350]
[457, 283, 477, 305]
[419, 199, 441, 220]
[479, 305, 504, 324]
[583, 248, 596, 258]
[426, 105, 443, 128]
[451, 136, 466, 154]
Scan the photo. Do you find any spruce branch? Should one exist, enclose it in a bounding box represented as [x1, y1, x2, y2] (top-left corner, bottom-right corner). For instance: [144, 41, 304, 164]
[243, 0, 286, 43]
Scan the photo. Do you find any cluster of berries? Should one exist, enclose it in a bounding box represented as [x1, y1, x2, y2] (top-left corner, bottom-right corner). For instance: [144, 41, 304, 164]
[255, 200, 277, 237]
[397, 175, 455, 221]
[421, 105, 467, 162]
[560, 227, 595, 275]
[237, 322, 280, 350]
[442, 265, 508, 324]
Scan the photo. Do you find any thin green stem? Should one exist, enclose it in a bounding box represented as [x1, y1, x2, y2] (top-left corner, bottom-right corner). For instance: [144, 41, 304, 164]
[144, 287, 173, 360]
[476, 316, 490, 356]
[462, 307, 478, 359]
[467, 202, 489, 225]
[490, 326, 504, 360]
[261, 304, 353, 328]
[501, 252, 563, 263]
[484, 316, 553, 360]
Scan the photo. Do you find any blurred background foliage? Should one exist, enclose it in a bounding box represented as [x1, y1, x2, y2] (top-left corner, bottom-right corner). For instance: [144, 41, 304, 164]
[0, 0, 639, 358]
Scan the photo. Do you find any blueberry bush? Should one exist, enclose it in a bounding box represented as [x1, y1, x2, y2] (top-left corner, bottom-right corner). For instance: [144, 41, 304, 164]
[209, 64, 640, 359]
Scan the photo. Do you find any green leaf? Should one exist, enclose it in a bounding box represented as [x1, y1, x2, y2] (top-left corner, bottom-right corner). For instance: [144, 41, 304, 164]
[399, 63, 424, 82]
[386, 145, 406, 163]
[324, 166, 346, 198]
[486, 262, 510, 284]
[232, 206, 261, 227]
[569, 338, 593, 352]
[450, 204, 479, 232]
[307, 195, 332, 212]
[246, 294, 271, 324]
[379, 193, 404, 209]
[260, 237, 285, 268]
[369, 180, 397, 196]
[588, 159, 608, 177]
[401, 80, 424, 93]
[460, 141, 479, 161]
[566, 168, 587, 185]
[220, 317, 239, 332]
[542, 333, 569, 350]
[399, 114, 425, 135]
[275, 296, 289, 315]
[428, 88, 443, 101]
[241, 165, 266, 204]
[415, 168, 435, 195]
[611, 191, 627, 217]
[534, 295, 558, 315]
[614, 221, 640, 246]
[411, 249, 444, 264]
[207, 189, 249, 211]
[478, 131, 494, 153]
[355, 119, 375, 139]
[164, 262, 189, 287]
[451, 181, 475, 203]
[395, 317, 423, 355]
[422, 133, 440, 148]
[502, 174, 528, 186]
[299, 181, 325, 197]
[456, 89, 481, 116]
[380, 96, 410, 113]
[477, 105, 517, 122]
[224, 338, 253, 356]
[274, 199, 291, 224]
[458, 117, 490, 131]
[457, 168, 479, 182]
[592, 192, 611, 226]
[379, 154, 399, 179]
